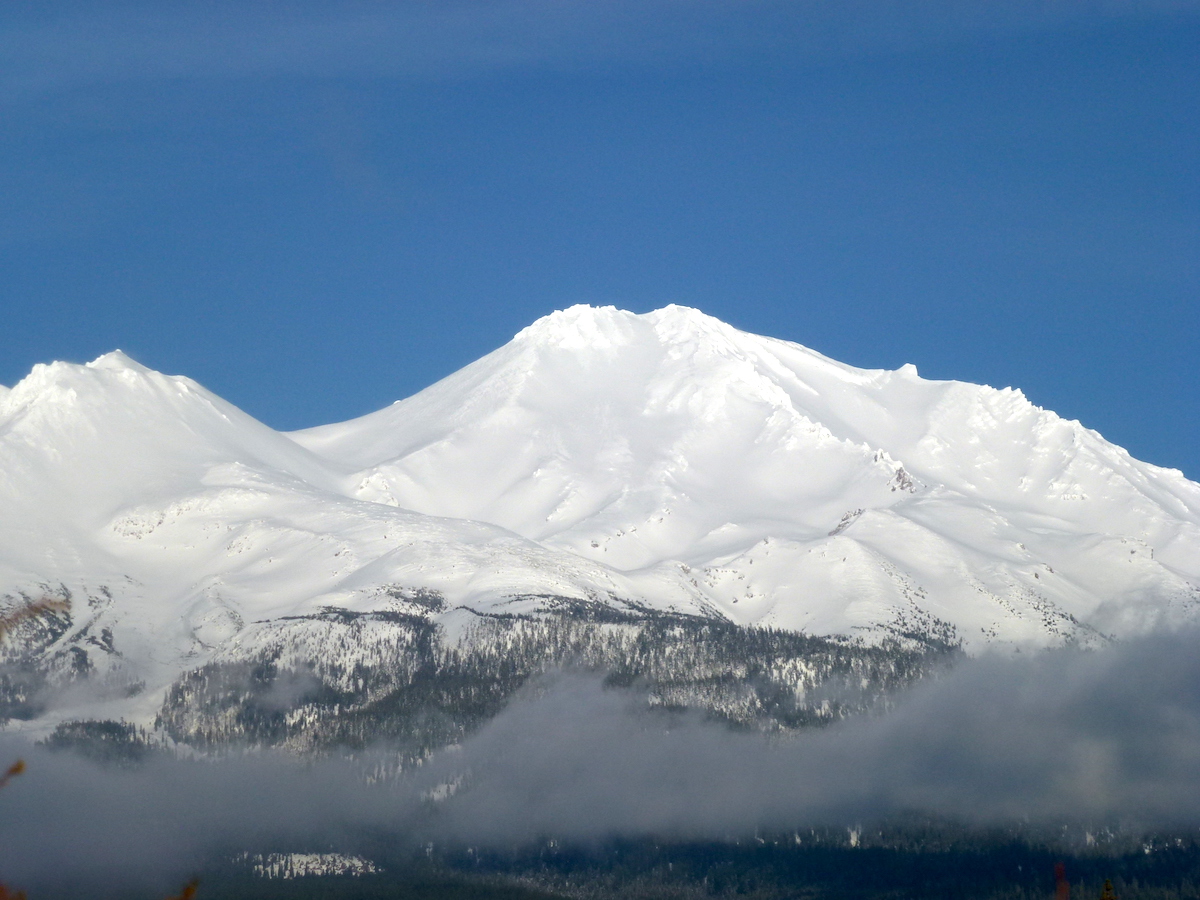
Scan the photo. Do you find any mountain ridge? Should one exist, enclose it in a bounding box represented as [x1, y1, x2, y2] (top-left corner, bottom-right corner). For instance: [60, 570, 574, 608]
[2, 305, 1198, 736]
[290, 305, 1200, 639]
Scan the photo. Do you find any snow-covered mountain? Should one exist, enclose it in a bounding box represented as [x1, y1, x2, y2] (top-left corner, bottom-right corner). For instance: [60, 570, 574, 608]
[3, 305, 1199, 732]
[294, 305, 1200, 641]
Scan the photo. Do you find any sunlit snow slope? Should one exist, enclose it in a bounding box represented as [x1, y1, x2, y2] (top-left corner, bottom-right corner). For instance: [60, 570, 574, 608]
[2, 306, 1199, 723]
[294, 305, 1200, 644]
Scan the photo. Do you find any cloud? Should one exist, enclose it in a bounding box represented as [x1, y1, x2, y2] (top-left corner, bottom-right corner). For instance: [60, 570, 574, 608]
[4, 631, 1200, 890]
[3, 0, 1198, 100]
[0, 739, 415, 892]
[427, 634, 1200, 841]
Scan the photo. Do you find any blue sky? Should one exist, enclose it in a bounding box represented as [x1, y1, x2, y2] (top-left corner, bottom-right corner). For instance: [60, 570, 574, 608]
[2, 1, 1198, 476]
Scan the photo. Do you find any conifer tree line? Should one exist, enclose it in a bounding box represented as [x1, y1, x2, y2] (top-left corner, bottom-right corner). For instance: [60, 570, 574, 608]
[152, 595, 960, 757]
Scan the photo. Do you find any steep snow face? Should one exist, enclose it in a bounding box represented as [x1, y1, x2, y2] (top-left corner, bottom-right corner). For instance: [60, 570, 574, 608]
[295, 305, 1200, 643]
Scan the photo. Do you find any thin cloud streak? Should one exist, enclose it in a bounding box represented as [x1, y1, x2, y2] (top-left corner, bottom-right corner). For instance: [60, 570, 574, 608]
[3, 1, 1199, 100]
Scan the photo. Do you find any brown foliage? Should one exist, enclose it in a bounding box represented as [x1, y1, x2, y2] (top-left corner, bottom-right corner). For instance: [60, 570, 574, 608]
[0, 760, 26, 900]
[164, 879, 200, 900]
[0, 598, 71, 641]
[0, 760, 24, 791]
[1055, 861, 1070, 900]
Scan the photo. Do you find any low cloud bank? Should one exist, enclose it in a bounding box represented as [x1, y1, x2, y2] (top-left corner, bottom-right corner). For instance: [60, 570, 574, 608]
[0, 742, 412, 891]
[4, 631, 1200, 887]
[434, 631, 1200, 841]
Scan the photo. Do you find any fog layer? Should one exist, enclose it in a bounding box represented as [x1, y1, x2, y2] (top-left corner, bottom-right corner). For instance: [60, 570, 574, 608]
[3, 632, 1200, 887]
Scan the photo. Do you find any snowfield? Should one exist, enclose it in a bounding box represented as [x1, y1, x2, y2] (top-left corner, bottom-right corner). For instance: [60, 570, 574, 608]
[2, 305, 1199, 729]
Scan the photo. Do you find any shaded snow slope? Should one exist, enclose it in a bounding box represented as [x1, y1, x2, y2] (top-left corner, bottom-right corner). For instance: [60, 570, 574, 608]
[3, 307, 1200, 728]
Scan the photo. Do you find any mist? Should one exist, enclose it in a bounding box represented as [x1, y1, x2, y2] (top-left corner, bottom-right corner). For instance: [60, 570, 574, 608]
[4, 631, 1200, 888]
[0, 740, 415, 891]
[431, 632, 1200, 842]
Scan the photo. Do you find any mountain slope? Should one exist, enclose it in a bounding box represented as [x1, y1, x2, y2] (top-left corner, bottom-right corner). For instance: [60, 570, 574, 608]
[293, 305, 1200, 643]
[0, 350, 708, 726]
[2, 306, 1199, 735]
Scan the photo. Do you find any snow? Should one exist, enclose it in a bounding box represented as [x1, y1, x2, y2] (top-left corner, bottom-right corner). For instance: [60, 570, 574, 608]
[293, 305, 1200, 640]
[240, 852, 379, 879]
[3, 305, 1200, 725]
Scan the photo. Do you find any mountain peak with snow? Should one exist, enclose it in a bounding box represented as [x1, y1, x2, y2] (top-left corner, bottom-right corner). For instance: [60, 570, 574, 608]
[293, 305, 1200, 641]
[514, 302, 734, 345]
[3, 306, 1200, 732]
[514, 303, 634, 350]
[87, 348, 144, 370]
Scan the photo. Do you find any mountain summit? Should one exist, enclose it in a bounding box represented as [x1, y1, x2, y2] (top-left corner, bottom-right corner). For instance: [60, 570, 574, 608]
[2, 306, 1199, 732]
[293, 304, 1200, 641]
